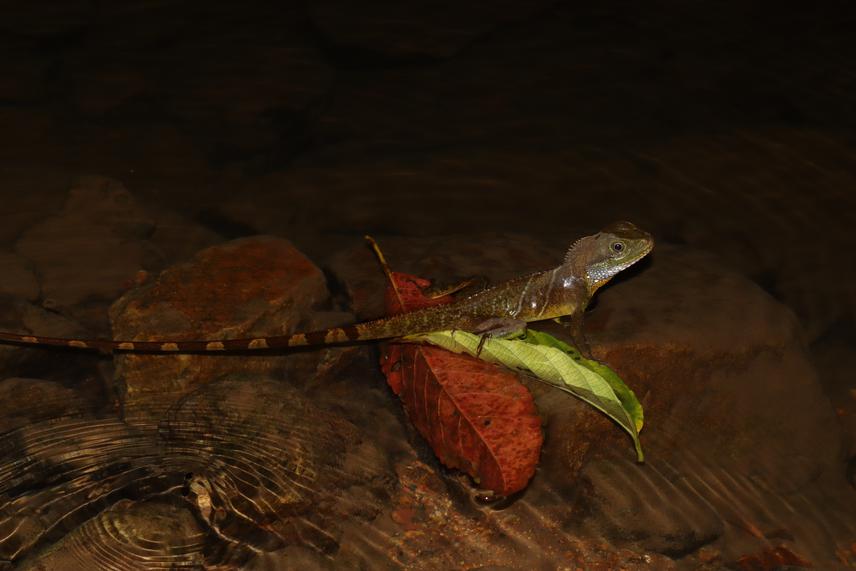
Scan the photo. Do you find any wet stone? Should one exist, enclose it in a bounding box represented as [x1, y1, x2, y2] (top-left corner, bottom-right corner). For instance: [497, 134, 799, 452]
[528, 244, 855, 564]
[161, 377, 395, 561]
[0, 296, 91, 381]
[0, 378, 91, 433]
[16, 500, 205, 571]
[0, 375, 395, 567]
[109, 236, 335, 423]
[584, 245, 840, 486]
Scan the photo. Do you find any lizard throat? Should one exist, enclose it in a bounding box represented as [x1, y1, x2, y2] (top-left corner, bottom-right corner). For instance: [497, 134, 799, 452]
[585, 245, 653, 294]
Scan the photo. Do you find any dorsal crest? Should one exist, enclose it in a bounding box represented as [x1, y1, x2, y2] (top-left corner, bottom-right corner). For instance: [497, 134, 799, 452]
[563, 236, 588, 265]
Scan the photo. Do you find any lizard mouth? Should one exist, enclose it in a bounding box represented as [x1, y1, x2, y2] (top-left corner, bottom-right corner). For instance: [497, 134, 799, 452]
[626, 237, 654, 266]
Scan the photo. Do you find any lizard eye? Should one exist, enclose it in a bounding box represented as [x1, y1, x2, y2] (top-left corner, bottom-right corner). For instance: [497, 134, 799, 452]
[611, 241, 625, 254]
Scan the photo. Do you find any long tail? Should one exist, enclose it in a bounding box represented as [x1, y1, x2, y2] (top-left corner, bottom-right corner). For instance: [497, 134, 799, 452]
[0, 322, 388, 354]
[0, 307, 447, 353]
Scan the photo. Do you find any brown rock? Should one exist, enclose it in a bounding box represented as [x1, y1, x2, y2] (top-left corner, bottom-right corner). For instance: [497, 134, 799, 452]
[17, 500, 204, 571]
[0, 297, 89, 380]
[0, 374, 395, 567]
[109, 236, 333, 423]
[587, 245, 839, 486]
[15, 176, 160, 326]
[531, 244, 853, 561]
[811, 321, 856, 482]
[0, 167, 72, 246]
[161, 377, 395, 561]
[145, 204, 225, 265]
[0, 377, 90, 433]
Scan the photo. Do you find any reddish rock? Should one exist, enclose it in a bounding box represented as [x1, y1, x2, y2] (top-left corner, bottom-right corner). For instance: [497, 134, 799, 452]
[532, 244, 853, 562]
[109, 236, 333, 423]
[586, 245, 840, 488]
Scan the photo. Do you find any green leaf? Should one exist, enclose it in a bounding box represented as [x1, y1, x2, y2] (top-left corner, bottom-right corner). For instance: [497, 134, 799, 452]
[521, 330, 644, 433]
[405, 329, 645, 462]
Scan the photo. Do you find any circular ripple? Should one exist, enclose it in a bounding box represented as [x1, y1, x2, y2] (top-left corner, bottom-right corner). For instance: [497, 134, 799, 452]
[0, 417, 170, 563]
[19, 500, 205, 570]
[159, 377, 377, 556]
[0, 376, 394, 567]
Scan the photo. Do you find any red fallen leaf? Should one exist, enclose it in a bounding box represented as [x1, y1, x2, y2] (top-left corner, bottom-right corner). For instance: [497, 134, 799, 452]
[379, 272, 543, 495]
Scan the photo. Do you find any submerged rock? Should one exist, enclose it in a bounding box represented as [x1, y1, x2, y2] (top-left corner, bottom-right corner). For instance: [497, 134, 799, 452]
[533, 244, 853, 564]
[0, 376, 395, 568]
[17, 500, 205, 571]
[0, 377, 91, 433]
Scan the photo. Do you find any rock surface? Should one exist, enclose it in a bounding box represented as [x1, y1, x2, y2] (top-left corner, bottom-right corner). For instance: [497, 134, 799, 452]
[109, 236, 336, 423]
[0, 377, 91, 433]
[565, 244, 851, 564]
[0, 296, 92, 382]
[14, 176, 160, 329]
[17, 500, 205, 571]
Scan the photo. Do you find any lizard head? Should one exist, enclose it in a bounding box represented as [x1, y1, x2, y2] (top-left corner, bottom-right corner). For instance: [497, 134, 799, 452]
[565, 221, 654, 295]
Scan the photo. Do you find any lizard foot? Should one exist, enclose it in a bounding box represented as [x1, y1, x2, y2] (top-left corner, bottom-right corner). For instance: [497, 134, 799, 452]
[561, 313, 595, 360]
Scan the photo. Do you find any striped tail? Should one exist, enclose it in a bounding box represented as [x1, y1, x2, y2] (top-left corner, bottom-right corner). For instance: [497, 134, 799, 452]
[0, 323, 378, 354]
[0, 299, 466, 353]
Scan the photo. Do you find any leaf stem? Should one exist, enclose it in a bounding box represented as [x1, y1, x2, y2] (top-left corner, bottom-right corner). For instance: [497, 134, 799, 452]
[365, 235, 405, 311]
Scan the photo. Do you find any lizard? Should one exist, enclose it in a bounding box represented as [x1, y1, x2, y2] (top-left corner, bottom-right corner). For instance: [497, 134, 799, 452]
[0, 221, 653, 355]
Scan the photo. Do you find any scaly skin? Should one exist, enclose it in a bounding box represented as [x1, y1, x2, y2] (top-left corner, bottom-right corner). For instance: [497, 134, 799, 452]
[0, 222, 653, 353]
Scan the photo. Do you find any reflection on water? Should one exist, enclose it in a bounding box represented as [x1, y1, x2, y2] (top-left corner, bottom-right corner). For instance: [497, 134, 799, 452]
[1, 378, 393, 569]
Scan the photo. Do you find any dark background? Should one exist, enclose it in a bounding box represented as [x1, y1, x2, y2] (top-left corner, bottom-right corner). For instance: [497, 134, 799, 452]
[3, 1, 856, 331]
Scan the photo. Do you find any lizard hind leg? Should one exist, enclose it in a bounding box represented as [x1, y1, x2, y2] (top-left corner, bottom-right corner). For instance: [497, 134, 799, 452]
[422, 275, 489, 300]
[470, 317, 527, 357]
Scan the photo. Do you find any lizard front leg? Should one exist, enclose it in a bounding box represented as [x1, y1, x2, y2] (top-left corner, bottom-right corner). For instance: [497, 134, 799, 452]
[564, 312, 593, 359]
